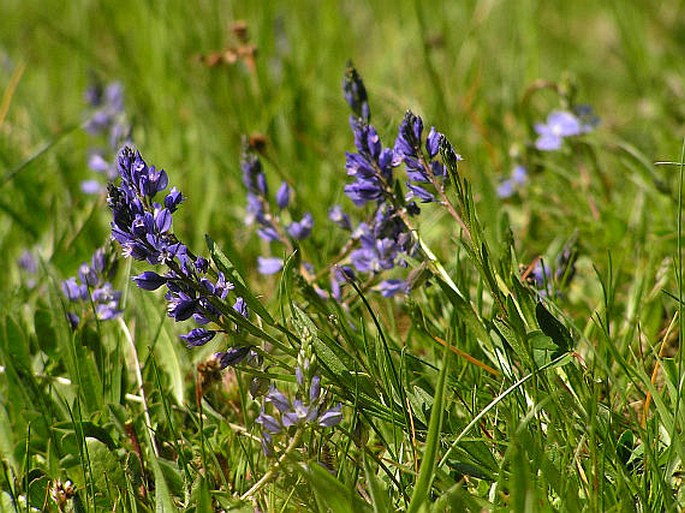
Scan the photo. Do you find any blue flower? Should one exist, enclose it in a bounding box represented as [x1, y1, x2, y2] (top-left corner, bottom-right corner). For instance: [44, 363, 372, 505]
[328, 205, 352, 230]
[343, 62, 370, 122]
[257, 256, 284, 275]
[180, 328, 217, 348]
[534, 111, 583, 151]
[276, 182, 291, 209]
[216, 346, 252, 369]
[497, 165, 528, 199]
[286, 212, 314, 240]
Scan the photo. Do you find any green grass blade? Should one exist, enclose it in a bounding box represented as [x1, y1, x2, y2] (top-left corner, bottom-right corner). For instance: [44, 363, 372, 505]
[407, 342, 449, 513]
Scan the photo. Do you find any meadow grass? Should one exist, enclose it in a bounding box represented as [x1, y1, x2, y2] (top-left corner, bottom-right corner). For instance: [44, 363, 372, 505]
[2, 1, 685, 511]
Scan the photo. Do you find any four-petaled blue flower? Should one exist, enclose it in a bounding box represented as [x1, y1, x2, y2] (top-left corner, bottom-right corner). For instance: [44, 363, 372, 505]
[534, 111, 582, 151]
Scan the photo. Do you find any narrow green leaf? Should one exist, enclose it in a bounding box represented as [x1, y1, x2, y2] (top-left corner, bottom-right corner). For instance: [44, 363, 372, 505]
[364, 455, 391, 513]
[302, 462, 371, 513]
[493, 317, 531, 367]
[205, 234, 274, 324]
[408, 343, 450, 513]
[150, 455, 178, 513]
[434, 276, 490, 348]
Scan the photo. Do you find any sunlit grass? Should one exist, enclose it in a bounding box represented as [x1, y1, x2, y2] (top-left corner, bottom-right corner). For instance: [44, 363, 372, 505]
[2, 1, 685, 511]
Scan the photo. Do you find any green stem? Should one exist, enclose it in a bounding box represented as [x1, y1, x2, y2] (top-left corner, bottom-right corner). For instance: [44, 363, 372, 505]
[240, 428, 304, 501]
[117, 317, 159, 457]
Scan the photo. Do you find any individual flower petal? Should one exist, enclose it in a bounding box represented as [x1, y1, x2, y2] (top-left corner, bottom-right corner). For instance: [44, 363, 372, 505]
[216, 346, 251, 368]
[405, 182, 435, 203]
[318, 404, 343, 427]
[286, 212, 314, 240]
[256, 410, 282, 435]
[328, 205, 352, 230]
[276, 181, 291, 209]
[133, 271, 168, 290]
[180, 328, 216, 348]
[233, 297, 249, 318]
[511, 165, 528, 185]
[257, 257, 283, 275]
[267, 386, 291, 413]
[497, 179, 515, 199]
[309, 375, 321, 403]
[426, 127, 442, 158]
[81, 179, 103, 195]
[376, 279, 409, 297]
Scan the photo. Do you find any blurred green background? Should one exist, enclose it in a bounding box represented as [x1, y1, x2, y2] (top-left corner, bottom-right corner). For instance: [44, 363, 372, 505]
[2, 1, 684, 272]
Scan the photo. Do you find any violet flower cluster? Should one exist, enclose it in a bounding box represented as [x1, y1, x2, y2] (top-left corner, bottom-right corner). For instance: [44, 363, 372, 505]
[61, 246, 122, 328]
[108, 146, 251, 367]
[333, 65, 463, 297]
[241, 64, 464, 299]
[82, 81, 132, 195]
[242, 143, 314, 276]
[256, 356, 342, 457]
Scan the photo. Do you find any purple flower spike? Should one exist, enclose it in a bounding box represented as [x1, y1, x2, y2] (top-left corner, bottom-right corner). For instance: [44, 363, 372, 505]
[61, 245, 123, 328]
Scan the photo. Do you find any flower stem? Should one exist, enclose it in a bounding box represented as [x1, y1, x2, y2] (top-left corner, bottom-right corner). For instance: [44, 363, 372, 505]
[240, 428, 303, 501]
[117, 317, 159, 457]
